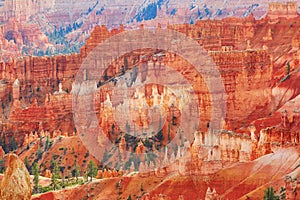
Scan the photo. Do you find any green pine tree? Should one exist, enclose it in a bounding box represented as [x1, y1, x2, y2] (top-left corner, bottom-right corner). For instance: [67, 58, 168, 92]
[24, 157, 31, 173]
[2, 133, 7, 153]
[51, 161, 60, 190]
[87, 160, 97, 182]
[263, 187, 279, 200]
[44, 136, 50, 151]
[50, 155, 56, 171]
[9, 136, 18, 152]
[0, 159, 5, 173]
[72, 161, 80, 183]
[32, 162, 39, 193]
[36, 145, 42, 160]
[39, 135, 43, 146]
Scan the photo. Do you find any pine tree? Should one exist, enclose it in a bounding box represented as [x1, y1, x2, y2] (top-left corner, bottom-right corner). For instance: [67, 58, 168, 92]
[39, 135, 43, 146]
[87, 160, 97, 182]
[50, 155, 56, 171]
[9, 136, 18, 152]
[51, 161, 60, 190]
[72, 161, 80, 183]
[24, 157, 31, 172]
[32, 162, 39, 193]
[111, 124, 115, 135]
[36, 145, 42, 160]
[263, 187, 279, 200]
[1, 101, 5, 112]
[0, 159, 5, 173]
[2, 133, 7, 153]
[44, 136, 50, 151]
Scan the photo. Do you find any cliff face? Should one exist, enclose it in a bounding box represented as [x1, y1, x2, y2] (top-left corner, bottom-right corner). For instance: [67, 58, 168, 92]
[168, 15, 256, 51]
[0, 0, 55, 22]
[268, 2, 299, 20]
[0, 25, 123, 90]
[210, 49, 273, 128]
[0, 153, 32, 200]
[244, 93, 300, 157]
[0, 25, 123, 141]
[0, 15, 299, 170]
[9, 94, 74, 134]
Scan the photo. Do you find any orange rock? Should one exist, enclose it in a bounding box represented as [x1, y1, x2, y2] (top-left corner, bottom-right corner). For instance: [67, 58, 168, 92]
[0, 146, 5, 159]
[0, 154, 32, 200]
[96, 170, 103, 179]
[268, 2, 298, 19]
[44, 169, 52, 178]
[112, 169, 118, 177]
[136, 141, 146, 162]
[118, 170, 124, 176]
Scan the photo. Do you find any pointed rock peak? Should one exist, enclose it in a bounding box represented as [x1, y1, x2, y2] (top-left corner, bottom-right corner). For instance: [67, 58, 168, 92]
[206, 187, 211, 193]
[0, 154, 32, 200]
[13, 78, 20, 86]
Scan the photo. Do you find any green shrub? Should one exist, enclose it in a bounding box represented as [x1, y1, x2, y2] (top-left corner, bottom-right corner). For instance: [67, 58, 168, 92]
[263, 187, 279, 200]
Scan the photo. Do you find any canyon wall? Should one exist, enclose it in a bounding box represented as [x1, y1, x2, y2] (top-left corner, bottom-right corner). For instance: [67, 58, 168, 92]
[1, 15, 300, 170]
[0, 25, 124, 147]
[168, 15, 256, 51]
[210, 49, 273, 128]
[0, 0, 55, 22]
[0, 18, 275, 143]
[268, 2, 299, 19]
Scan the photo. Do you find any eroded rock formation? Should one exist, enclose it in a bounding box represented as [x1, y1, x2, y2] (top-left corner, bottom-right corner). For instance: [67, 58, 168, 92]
[0, 10, 299, 198]
[0, 153, 32, 200]
[268, 2, 299, 19]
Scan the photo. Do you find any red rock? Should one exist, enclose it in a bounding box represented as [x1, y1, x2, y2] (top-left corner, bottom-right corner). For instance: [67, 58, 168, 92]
[0, 146, 5, 159]
[96, 170, 103, 179]
[267, 2, 299, 20]
[2, 16, 300, 140]
[44, 170, 52, 179]
[0, 14, 300, 200]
